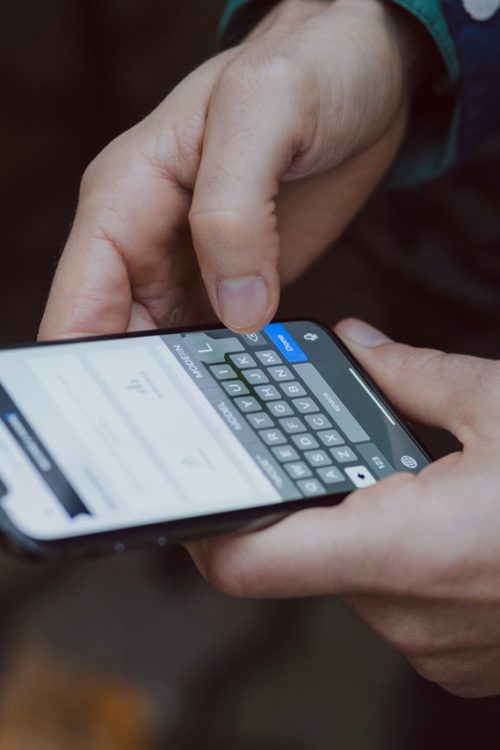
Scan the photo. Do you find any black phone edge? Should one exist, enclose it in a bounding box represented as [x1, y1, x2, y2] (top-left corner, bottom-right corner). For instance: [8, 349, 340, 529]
[0, 318, 434, 561]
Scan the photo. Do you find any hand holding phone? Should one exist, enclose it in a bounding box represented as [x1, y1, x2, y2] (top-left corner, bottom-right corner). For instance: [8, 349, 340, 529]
[0, 319, 430, 559]
[189, 318, 500, 700]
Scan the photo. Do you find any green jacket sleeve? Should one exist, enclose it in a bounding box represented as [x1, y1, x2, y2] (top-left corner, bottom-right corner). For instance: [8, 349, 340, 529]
[219, 0, 461, 186]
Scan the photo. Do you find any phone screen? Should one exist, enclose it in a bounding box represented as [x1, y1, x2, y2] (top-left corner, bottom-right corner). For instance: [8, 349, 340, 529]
[0, 321, 429, 543]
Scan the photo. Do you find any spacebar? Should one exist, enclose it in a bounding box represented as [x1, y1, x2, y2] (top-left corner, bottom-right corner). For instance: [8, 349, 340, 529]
[294, 363, 369, 443]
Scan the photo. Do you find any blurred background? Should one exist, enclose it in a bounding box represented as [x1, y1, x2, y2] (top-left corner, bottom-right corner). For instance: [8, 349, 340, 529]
[2, 1, 500, 748]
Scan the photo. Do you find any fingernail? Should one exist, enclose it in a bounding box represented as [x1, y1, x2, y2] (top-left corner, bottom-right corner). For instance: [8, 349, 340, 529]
[217, 276, 269, 330]
[341, 319, 391, 347]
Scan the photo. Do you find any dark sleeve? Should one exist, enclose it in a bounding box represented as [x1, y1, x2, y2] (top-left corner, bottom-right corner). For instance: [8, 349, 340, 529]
[219, 0, 281, 48]
[441, 0, 500, 161]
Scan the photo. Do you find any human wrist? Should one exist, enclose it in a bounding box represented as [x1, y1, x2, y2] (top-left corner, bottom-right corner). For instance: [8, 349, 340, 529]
[226, 0, 438, 92]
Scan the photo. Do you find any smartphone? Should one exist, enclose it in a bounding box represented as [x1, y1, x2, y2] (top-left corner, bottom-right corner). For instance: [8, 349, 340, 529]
[0, 320, 431, 559]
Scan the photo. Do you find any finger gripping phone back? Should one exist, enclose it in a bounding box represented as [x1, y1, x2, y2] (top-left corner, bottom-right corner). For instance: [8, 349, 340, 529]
[0, 320, 431, 559]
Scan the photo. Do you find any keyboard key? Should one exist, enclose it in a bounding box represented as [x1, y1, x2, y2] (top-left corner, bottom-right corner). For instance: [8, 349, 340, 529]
[292, 397, 319, 414]
[279, 417, 306, 434]
[259, 428, 287, 446]
[234, 396, 261, 413]
[255, 384, 281, 401]
[284, 461, 312, 480]
[305, 413, 332, 430]
[344, 465, 376, 488]
[247, 412, 274, 430]
[297, 478, 326, 496]
[263, 323, 307, 363]
[185, 333, 243, 363]
[292, 433, 319, 450]
[304, 449, 332, 467]
[210, 364, 237, 380]
[281, 381, 307, 398]
[356, 442, 394, 478]
[318, 466, 344, 484]
[331, 446, 357, 463]
[242, 368, 269, 386]
[268, 365, 294, 382]
[242, 332, 267, 346]
[272, 445, 300, 462]
[221, 380, 249, 397]
[317, 429, 344, 447]
[267, 401, 294, 417]
[229, 352, 257, 369]
[294, 362, 369, 442]
[256, 350, 283, 366]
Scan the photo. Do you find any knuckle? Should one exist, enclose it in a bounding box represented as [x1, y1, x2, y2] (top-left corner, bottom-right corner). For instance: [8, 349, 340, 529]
[189, 205, 280, 287]
[436, 353, 499, 434]
[255, 53, 300, 89]
[189, 207, 245, 239]
[189, 206, 279, 279]
[80, 147, 116, 196]
[188, 208, 258, 263]
[220, 52, 300, 103]
[79, 132, 131, 197]
[80, 156, 101, 195]
[398, 347, 446, 383]
[394, 347, 495, 437]
[450, 356, 495, 435]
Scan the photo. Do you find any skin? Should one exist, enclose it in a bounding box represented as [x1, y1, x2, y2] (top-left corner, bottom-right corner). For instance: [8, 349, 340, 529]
[38, 0, 500, 699]
[189, 318, 500, 699]
[39, 0, 420, 339]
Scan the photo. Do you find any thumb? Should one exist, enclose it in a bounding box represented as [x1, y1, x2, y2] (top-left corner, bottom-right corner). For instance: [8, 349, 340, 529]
[188, 63, 303, 333]
[336, 318, 487, 438]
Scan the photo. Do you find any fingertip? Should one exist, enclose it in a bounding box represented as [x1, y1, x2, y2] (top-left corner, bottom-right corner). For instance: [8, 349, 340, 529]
[216, 275, 279, 333]
[335, 318, 392, 348]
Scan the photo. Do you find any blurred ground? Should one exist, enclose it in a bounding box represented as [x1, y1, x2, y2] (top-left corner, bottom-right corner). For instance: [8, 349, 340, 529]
[2, 1, 500, 748]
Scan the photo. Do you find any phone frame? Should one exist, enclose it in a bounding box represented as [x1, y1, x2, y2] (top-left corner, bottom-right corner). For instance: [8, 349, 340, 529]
[0, 320, 433, 560]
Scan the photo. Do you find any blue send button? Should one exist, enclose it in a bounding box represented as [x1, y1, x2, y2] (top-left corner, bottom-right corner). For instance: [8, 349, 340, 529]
[263, 323, 308, 363]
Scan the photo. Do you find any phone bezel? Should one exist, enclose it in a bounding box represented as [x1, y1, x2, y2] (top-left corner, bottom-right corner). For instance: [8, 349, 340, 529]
[0, 319, 433, 560]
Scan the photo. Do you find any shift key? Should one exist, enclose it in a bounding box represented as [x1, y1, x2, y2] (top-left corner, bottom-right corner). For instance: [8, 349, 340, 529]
[294, 363, 369, 443]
